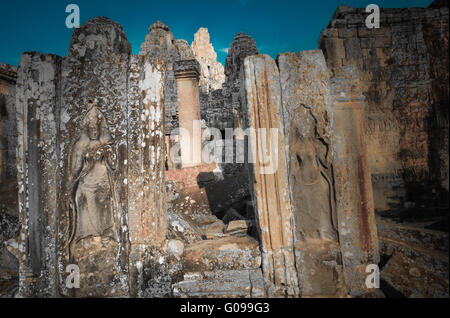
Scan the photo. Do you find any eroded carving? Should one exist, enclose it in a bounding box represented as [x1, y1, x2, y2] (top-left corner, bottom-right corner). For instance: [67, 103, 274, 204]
[289, 105, 338, 242]
[66, 104, 119, 253]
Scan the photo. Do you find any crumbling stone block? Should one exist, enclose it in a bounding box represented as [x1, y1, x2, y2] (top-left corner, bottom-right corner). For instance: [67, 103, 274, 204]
[381, 253, 449, 298]
[15, 17, 167, 298]
[182, 236, 261, 273]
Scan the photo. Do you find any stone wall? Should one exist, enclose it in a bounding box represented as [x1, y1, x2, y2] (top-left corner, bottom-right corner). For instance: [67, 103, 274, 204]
[0, 63, 18, 180]
[15, 17, 167, 297]
[241, 51, 379, 297]
[0, 63, 20, 289]
[140, 21, 195, 134]
[319, 3, 449, 212]
[241, 55, 299, 297]
[200, 32, 258, 131]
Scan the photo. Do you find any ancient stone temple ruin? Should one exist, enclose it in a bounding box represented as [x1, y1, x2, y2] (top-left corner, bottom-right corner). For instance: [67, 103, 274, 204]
[0, 0, 448, 298]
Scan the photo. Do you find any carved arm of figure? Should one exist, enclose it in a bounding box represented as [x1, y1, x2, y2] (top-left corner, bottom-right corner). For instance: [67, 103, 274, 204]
[103, 144, 117, 170]
[65, 142, 85, 250]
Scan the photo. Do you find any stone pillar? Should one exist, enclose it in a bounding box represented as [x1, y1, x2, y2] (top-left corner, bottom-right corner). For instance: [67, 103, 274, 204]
[128, 56, 167, 247]
[241, 52, 379, 298]
[15, 52, 62, 297]
[174, 60, 202, 168]
[58, 17, 132, 298]
[278, 51, 347, 297]
[329, 65, 379, 296]
[15, 16, 169, 298]
[127, 55, 168, 297]
[241, 54, 299, 297]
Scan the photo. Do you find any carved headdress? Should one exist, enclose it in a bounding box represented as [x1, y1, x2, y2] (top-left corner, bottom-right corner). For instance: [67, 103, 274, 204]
[81, 102, 112, 144]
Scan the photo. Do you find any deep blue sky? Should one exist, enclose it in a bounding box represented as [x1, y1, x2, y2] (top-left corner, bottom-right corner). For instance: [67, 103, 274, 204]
[0, 0, 433, 66]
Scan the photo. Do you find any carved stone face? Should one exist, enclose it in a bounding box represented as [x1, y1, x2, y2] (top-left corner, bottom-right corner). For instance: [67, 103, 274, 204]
[87, 117, 100, 141]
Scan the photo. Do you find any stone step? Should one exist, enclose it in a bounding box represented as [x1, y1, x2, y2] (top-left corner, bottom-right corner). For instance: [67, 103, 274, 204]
[376, 218, 449, 253]
[182, 236, 261, 272]
[172, 269, 264, 298]
[379, 237, 449, 280]
[381, 253, 449, 298]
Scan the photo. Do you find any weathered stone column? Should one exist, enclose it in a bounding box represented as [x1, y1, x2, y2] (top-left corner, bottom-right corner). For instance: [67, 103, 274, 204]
[329, 65, 379, 296]
[58, 17, 132, 298]
[15, 52, 62, 297]
[174, 60, 202, 168]
[277, 51, 347, 297]
[127, 55, 168, 297]
[241, 51, 379, 298]
[241, 54, 299, 297]
[15, 16, 170, 298]
[128, 56, 167, 247]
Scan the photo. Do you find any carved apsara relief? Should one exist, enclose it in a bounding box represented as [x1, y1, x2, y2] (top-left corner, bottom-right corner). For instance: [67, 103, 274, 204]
[65, 105, 120, 255]
[289, 105, 338, 242]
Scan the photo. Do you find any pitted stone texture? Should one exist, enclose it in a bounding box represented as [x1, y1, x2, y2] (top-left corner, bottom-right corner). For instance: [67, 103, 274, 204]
[60, 17, 132, 298]
[200, 89, 235, 130]
[175, 40, 195, 60]
[0, 213, 19, 248]
[127, 56, 167, 247]
[68, 16, 131, 59]
[15, 53, 62, 297]
[71, 239, 127, 298]
[173, 59, 201, 76]
[192, 28, 225, 93]
[125, 47, 168, 298]
[140, 20, 179, 60]
[15, 17, 167, 298]
[0, 213, 20, 281]
[129, 245, 179, 298]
